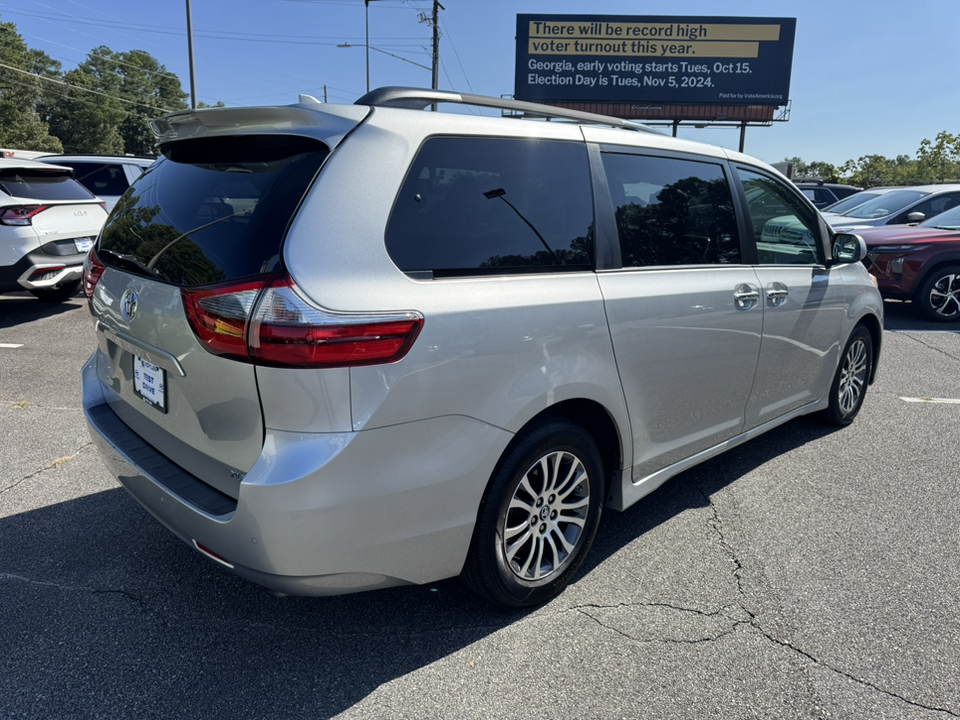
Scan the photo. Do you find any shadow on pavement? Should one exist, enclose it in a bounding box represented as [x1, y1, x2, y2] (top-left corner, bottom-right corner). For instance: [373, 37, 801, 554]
[0, 415, 839, 719]
[0, 291, 84, 329]
[882, 298, 960, 332]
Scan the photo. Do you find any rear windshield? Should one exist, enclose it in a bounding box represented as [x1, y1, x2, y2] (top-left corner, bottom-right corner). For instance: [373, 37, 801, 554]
[823, 191, 882, 214]
[0, 169, 96, 201]
[98, 135, 329, 287]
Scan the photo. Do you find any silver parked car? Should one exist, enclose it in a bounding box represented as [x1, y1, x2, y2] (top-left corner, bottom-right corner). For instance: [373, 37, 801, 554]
[82, 88, 883, 607]
[827, 184, 960, 231]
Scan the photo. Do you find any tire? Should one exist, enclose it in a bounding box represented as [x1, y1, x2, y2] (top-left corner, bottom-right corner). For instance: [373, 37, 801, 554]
[916, 265, 960, 322]
[819, 325, 873, 426]
[29, 279, 81, 303]
[461, 418, 604, 608]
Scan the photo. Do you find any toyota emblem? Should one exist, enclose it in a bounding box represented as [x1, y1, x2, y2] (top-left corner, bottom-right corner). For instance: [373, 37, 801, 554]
[120, 289, 139, 321]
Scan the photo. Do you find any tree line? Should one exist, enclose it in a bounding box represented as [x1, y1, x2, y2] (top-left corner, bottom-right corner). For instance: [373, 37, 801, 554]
[0, 15, 216, 156]
[787, 131, 960, 188]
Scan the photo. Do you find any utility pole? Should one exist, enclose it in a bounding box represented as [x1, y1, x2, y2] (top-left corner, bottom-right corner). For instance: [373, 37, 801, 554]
[431, 0, 443, 94]
[420, 0, 443, 109]
[185, 0, 197, 108]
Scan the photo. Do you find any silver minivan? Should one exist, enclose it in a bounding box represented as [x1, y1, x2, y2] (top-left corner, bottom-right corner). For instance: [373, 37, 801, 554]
[82, 88, 883, 607]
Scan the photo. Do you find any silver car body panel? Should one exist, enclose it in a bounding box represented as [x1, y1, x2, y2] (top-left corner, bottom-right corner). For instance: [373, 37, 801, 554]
[82, 97, 884, 596]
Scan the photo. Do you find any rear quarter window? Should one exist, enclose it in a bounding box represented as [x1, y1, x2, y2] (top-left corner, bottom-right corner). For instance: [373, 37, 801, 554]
[386, 137, 595, 276]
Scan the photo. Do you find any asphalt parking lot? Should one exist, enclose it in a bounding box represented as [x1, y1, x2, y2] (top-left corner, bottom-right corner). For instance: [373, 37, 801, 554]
[1, 291, 958, 720]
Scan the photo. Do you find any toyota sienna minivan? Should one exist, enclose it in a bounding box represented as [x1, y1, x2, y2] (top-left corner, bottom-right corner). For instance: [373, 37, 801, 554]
[82, 87, 883, 607]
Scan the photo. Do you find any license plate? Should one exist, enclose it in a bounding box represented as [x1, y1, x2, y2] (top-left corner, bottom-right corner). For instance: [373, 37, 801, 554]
[74, 237, 93, 253]
[134, 356, 166, 412]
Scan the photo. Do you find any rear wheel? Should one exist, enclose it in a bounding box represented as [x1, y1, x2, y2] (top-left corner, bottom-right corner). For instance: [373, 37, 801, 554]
[462, 418, 604, 608]
[29, 279, 81, 303]
[819, 325, 873, 426]
[916, 265, 960, 321]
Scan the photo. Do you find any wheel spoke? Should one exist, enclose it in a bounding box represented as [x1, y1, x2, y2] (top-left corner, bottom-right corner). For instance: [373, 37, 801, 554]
[505, 529, 532, 561]
[551, 527, 576, 555]
[558, 495, 589, 512]
[530, 537, 545, 580]
[504, 517, 531, 541]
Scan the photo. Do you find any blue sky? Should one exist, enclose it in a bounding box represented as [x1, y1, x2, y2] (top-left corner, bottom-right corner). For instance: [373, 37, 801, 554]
[1, 0, 958, 168]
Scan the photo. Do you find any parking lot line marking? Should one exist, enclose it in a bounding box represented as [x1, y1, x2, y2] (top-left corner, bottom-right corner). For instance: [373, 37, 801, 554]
[900, 396, 960, 404]
[0, 343, 24, 348]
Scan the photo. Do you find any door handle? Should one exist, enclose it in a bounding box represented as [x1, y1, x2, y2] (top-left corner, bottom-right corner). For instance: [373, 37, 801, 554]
[766, 282, 789, 307]
[734, 284, 760, 309]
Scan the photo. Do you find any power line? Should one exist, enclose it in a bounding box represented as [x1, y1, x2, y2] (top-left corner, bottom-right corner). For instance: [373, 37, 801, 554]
[0, 59, 177, 113]
[439, 11, 473, 93]
[0, 5, 426, 45]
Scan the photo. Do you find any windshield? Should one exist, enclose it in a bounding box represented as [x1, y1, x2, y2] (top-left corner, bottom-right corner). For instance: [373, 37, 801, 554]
[823, 191, 883, 214]
[841, 190, 927, 219]
[98, 134, 329, 287]
[921, 204, 960, 230]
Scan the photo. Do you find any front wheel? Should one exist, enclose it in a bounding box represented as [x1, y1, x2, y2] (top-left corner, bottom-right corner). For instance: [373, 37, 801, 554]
[461, 419, 604, 608]
[916, 265, 960, 322]
[819, 325, 873, 426]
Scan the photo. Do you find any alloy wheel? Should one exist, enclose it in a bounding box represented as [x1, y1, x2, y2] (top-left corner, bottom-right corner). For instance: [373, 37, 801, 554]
[838, 338, 868, 415]
[502, 450, 590, 582]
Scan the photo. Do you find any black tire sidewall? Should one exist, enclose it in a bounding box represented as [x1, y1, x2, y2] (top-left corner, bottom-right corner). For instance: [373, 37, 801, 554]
[825, 325, 873, 426]
[467, 420, 604, 607]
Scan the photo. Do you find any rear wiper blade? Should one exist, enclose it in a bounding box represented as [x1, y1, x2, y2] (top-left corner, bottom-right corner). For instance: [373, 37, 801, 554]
[98, 248, 162, 280]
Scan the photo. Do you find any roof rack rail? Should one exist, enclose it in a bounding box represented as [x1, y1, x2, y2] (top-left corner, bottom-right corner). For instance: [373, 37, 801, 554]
[355, 86, 662, 135]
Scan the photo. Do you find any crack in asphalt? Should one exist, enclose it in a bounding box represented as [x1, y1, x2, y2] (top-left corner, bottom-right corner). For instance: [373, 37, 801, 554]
[900, 332, 960, 364]
[660, 486, 960, 718]
[0, 571, 156, 615]
[0, 441, 93, 496]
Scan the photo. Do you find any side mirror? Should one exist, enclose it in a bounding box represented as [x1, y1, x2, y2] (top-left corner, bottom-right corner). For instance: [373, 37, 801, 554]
[906, 212, 925, 223]
[831, 232, 867, 264]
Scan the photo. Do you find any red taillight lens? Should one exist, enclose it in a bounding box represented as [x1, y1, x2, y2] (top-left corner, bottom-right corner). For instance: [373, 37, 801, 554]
[181, 278, 265, 361]
[82, 247, 106, 298]
[182, 274, 422, 369]
[0, 205, 51, 226]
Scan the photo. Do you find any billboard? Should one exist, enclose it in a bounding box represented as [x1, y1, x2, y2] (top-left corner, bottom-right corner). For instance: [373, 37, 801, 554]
[515, 15, 796, 107]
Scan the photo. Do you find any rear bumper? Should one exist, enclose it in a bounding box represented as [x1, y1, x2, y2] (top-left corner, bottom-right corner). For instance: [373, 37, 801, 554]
[82, 353, 509, 596]
[0, 243, 86, 292]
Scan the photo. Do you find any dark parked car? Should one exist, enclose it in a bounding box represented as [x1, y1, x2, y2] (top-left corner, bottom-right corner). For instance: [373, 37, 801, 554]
[795, 181, 861, 209]
[862, 204, 960, 320]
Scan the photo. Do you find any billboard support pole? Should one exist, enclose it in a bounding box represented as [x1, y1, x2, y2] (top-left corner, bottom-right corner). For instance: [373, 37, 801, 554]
[739, 122, 747, 153]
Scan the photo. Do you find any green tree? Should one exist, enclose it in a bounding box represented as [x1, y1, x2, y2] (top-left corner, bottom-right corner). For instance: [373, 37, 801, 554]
[44, 67, 126, 153]
[47, 46, 187, 156]
[916, 131, 958, 184]
[0, 17, 63, 151]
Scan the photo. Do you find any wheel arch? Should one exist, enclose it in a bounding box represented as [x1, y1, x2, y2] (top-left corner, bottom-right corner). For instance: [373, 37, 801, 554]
[909, 256, 960, 301]
[502, 398, 625, 511]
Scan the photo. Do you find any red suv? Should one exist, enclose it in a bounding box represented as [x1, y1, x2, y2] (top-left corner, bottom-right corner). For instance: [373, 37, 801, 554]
[861, 204, 960, 321]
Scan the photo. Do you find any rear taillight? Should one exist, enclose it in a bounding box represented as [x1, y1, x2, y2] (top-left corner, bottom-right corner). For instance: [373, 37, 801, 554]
[82, 247, 106, 297]
[182, 274, 423, 369]
[0, 205, 51, 226]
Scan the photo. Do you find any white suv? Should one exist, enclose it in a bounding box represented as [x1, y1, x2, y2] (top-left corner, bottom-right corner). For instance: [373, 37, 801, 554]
[1, 157, 108, 302]
[82, 88, 883, 606]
